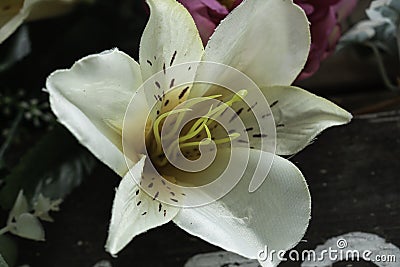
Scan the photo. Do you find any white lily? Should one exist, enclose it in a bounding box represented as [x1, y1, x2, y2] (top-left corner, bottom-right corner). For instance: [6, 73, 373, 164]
[45, 0, 352, 266]
[0, 0, 91, 44]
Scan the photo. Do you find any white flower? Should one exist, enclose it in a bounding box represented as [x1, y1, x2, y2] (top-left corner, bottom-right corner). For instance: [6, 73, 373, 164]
[0, 0, 90, 44]
[339, 0, 400, 51]
[45, 0, 352, 266]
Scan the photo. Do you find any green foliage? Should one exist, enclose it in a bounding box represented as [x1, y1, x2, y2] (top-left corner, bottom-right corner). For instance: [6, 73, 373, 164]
[0, 253, 8, 267]
[0, 125, 97, 209]
[0, 26, 31, 73]
[0, 236, 16, 267]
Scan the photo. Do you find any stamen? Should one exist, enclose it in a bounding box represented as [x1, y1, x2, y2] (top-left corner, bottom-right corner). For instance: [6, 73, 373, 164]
[206, 89, 248, 125]
[188, 105, 213, 133]
[179, 106, 213, 143]
[179, 138, 212, 149]
[204, 124, 212, 140]
[179, 131, 239, 149]
[153, 108, 191, 154]
[213, 133, 240, 145]
[149, 89, 248, 166]
[163, 94, 222, 140]
[179, 118, 208, 142]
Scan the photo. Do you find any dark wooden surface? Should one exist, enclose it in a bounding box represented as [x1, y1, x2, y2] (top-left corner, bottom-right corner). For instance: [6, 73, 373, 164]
[13, 91, 400, 267]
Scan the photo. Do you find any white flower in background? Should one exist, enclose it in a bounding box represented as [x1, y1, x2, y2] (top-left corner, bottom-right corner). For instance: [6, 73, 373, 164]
[0, 0, 91, 44]
[337, 0, 400, 90]
[0, 191, 62, 241]
[339, 0, 400, 53]
[46, 0, 352, 266]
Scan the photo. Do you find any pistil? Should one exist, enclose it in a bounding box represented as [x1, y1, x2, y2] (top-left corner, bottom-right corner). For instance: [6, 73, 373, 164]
[149, 89, 248, 167]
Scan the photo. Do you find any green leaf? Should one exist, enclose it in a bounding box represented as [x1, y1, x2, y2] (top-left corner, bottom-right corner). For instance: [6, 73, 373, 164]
[0, 125, 97, 209]
[0, 253, 9, 267]
[0, 236, 17, 267]
[0, 26, 31, 73]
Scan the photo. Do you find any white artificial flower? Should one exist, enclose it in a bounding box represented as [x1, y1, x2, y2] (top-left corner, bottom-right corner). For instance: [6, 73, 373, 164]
[339, 0, 400, 50]
[45, 0, 352, 266]
[0, 0, 90, 44]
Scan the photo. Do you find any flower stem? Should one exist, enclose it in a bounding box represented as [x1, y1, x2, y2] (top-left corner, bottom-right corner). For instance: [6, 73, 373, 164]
[0, 225, 10, 235]
[365, 42, 399, 91]
[397, 22, 400, 64]
[0, 109, 23, 166]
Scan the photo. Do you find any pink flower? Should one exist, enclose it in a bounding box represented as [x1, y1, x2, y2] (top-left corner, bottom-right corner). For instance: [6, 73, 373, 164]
[178, 0, 357, 80]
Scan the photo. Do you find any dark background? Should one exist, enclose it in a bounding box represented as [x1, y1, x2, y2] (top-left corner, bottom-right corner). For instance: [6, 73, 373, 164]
[1, 0, 399, 266]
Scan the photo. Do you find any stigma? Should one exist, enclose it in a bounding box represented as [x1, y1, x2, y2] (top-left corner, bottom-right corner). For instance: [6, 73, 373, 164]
[147, 89, 249, 168]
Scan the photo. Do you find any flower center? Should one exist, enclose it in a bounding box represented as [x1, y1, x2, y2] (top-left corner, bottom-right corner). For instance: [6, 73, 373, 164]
[146, 88, 248, 169]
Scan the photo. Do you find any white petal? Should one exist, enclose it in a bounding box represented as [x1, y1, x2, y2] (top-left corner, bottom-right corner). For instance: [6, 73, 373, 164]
[139, 0, 204, 82]
[106, 156, 179, 255]
[8, 190, 28, 225]
[263, 86, 352, 155]
[174, 149, 310, 267]
[202, 0, 310, 88]
[0, 0, 30, 44]
[11, 213, 45, 241]
[33, 194, 62, 222]
[0, 0, 84, 44]
[46, 49, 146, 176]
[138, 0, 203, 125]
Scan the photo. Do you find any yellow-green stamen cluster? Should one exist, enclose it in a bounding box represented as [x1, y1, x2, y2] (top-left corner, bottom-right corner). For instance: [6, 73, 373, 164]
[149, 89, 248, 167]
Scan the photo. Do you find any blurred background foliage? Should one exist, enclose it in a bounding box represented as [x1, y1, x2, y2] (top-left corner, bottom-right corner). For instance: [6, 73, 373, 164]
[0, 0, 148, 264]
